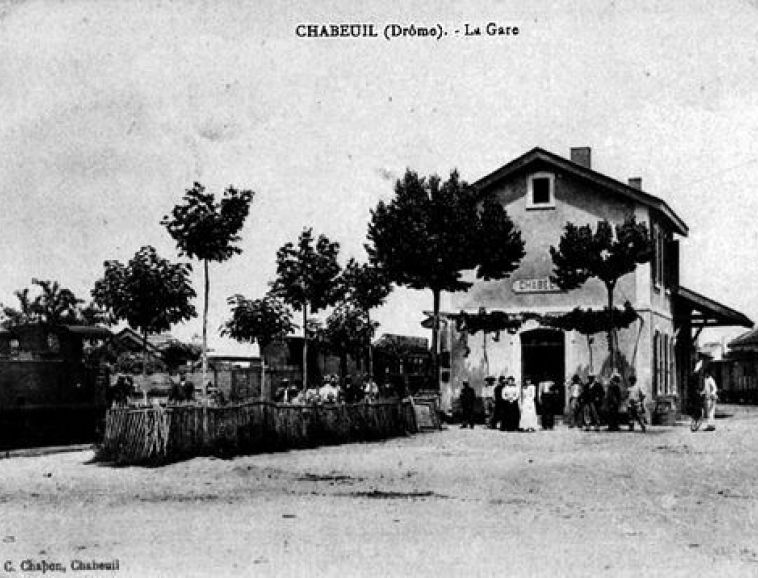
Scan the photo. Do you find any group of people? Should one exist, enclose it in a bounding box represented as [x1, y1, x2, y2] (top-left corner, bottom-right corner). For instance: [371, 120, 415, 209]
[459, 375, 561, 432]
[273, 374, 397, 406]
[458, 372, 649, 433]
[168, 374, 196, 403]
[567, 373, 647, 432]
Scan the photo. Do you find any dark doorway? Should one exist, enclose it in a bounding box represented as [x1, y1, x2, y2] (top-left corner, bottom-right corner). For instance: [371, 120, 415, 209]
[521, 328, 565, 414]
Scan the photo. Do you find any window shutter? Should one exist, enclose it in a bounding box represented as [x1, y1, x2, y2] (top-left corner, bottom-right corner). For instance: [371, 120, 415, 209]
[652, 229, 659, 286]
[670, 339, 677, 395]
[668, 239, 680, 290]
[663, 334, 669, 394]
[653, 332, 659, 397]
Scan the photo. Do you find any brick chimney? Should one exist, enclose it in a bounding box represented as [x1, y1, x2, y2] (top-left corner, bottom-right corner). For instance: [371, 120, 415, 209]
[628, 177, 642, 190]
[570, 147, 591, 169]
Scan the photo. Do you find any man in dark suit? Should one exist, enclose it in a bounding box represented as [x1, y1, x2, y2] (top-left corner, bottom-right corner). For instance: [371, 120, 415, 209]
[459, 380, 476, 429]
[606, 374, 622, 431]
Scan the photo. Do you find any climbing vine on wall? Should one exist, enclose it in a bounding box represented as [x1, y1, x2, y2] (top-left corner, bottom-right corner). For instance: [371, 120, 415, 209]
[453, 302, 640, 369]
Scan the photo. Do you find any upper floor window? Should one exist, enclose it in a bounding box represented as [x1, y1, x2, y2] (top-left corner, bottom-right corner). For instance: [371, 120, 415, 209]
[527, 172, 555, 210]
[652, 225, 665, 289]
[652, 225, 679, 291]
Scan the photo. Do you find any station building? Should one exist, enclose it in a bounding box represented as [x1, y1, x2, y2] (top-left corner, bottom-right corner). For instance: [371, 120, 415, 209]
[430, 147, 752, 418]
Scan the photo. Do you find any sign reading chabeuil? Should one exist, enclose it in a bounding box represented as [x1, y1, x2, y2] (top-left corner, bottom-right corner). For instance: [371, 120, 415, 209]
[512, 277, 562, 294]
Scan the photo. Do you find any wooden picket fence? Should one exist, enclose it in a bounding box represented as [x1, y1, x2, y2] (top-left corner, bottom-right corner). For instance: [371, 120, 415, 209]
[99, 399, 418, 466]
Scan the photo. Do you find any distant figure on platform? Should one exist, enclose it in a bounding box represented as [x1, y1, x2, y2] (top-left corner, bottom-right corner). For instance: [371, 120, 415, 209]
[363, 375, 380, 401]
[501, 377, 521, 432]
[458, 380, 476, 429]
[568, 375, 583, 428]
[701, 370, 719, 431]
[627, 376, 647, 432]
[110, 375, 132, 407]
[538, 381, 557, 430]
[168, 376, 185, 403]
[181, 375, 194, 402]
[342, 377, 357, 403]
[305, 381, 322, 404]
[287, 380, 300, 402]
[519, 380, 538, 432]
[482, 376, 497, 429]
[606, 374, 622, 431]
[319, 376, 340, 404]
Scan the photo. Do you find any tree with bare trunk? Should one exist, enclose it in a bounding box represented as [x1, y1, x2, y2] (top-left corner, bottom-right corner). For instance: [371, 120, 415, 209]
[92, 246, 196, 397]
[270, 228, 342, 387]
[550, 217, 652, 371]
[337, 259, 390, 377]
[162, 182, 253, 395]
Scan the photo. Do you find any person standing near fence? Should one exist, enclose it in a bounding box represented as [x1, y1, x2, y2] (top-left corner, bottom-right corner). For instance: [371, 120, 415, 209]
[181, 375, 194, 402]
[168, 377, 185, 404]
[305, 381, 322, 404]
[319, 376, 340, 404]
[363, 375, 379, 401]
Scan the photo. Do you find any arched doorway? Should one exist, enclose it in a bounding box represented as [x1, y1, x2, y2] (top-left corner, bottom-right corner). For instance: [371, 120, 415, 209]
[521, 328, 565, 414]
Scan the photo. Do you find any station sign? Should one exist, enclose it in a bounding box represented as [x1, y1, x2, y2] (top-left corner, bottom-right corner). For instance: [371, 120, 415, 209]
[512, 277, 562, 294]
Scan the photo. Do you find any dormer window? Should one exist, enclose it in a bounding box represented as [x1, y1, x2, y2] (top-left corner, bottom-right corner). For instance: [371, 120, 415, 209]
[527, 172, 555, 209]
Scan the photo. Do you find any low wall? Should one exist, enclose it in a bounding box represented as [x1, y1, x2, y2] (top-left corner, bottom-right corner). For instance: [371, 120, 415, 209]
[99, 400, 418, 466]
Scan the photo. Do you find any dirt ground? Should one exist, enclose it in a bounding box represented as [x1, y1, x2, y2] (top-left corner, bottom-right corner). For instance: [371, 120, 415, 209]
[2, 405, 758, 577]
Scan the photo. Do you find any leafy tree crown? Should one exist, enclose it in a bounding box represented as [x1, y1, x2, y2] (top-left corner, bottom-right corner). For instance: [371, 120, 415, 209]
[338, 258, 391, 313]
[161, 182, 254, 263]
[550, 216, 652, 291]
[0, 279, 111, 328]
[222, 293, 295, 348]
[366, 169, 525, 294]
[91, 245, 197, 336]
[320, 303, 377, 357]
[270, 228, 342, 313]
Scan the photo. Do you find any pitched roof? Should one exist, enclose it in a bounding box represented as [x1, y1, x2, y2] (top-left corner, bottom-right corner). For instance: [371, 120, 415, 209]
[114, 327, 165, 354]
[677, 286, 753, 329]
[472, 147, 689, 236]
[60, 325, 112, 339]
[729, 327, 758, 349]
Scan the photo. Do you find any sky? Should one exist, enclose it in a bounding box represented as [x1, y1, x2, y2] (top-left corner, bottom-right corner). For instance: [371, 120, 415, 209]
[1, 0, 758, 354]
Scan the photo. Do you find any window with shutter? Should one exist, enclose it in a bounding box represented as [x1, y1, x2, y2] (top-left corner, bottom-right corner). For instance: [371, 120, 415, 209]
[653, 331, 660, 397]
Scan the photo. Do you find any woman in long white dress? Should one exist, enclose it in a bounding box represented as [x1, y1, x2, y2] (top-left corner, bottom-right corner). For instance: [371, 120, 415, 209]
[520, 381, 539, 432]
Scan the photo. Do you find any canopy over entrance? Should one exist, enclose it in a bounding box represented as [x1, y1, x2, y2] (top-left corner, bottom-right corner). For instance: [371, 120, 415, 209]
[675, 287, 753, 329]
